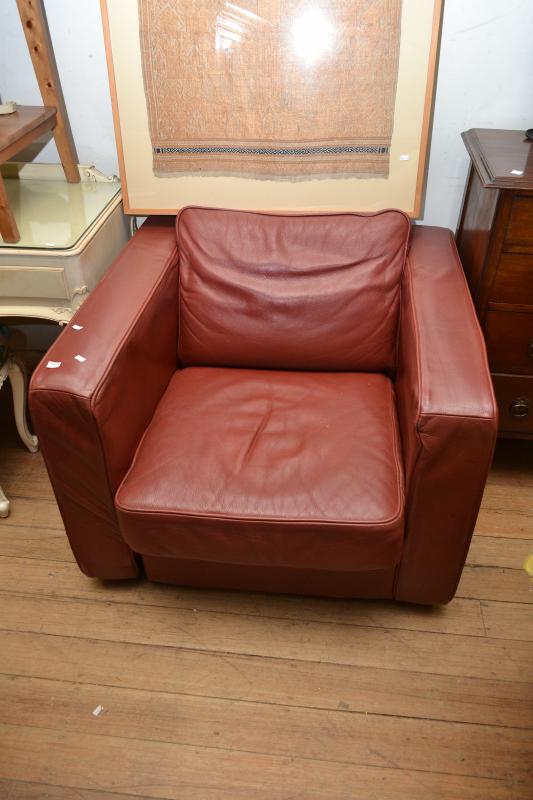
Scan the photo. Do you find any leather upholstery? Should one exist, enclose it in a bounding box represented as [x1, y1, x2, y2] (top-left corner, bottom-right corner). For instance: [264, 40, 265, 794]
[394, 226, 498, 603]
[30, 218, 179, 578]
[30, 209, 497, 604]
[142, 556, 398, 599]
[116, 368, 404, 571]
[177, 207, 410, 372]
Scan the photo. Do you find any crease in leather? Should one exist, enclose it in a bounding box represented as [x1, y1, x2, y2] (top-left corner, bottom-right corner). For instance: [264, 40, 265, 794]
[116, 368, 404, 572]
[117, 370, 404, 527]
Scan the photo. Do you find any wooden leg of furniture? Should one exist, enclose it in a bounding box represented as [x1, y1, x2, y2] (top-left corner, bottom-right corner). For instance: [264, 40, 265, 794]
[0, 174, 20, 243]
[16, 0, 80, 183]
[8, 356, 39, 453]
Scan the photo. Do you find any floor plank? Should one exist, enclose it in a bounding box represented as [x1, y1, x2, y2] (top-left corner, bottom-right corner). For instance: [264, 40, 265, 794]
[2, 630, 531, 729]
[474, 506, 533, 539]
[467, 536, 531, 569]
[0, 494, 63, 530]
[0, 526, 74, 562]
[0, 412, 532, 797]
[457, 565, 532, 604]
[0, 724, 529, 800]
[1, 674, 531, 783]
[0, 781, 148, 800]
[2, 592, 532, 683]
[0, 447, 54, 500]
[1, 554, 531, 640]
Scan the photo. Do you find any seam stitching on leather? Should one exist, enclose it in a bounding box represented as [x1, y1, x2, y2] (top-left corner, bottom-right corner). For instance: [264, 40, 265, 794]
[176, 205, 413, 225]
[116, 504, 404, 529]
[388, 380, 405, 521]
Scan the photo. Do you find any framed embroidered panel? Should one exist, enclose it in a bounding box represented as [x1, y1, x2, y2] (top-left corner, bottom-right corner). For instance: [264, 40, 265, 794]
[101, 0, 443, 216]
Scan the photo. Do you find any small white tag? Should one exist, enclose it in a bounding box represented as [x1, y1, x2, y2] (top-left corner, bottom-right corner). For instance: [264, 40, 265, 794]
[72, 324, 83, 331]
[74, 354, 86, 363]
[399, 154, 410, 161]
[92, 705, 104, 717]
[46, 361, 61, 369]
[510, 169, 524, 175]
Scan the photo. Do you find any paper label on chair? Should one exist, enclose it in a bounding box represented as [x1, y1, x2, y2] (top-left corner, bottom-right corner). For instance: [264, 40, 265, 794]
[46, 361, 62, 369]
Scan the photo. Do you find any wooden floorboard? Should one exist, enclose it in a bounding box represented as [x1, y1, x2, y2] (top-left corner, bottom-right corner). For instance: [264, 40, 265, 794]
[0, 433, 532, 797]
[3, 673, 532, 780]
[1, 723, 531, 800]
[1, 554, 532, 639]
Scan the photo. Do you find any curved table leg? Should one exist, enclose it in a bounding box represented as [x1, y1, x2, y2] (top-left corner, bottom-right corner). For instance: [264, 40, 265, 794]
[0, 361, 9, 516]
[0, 485, 9, 518]
[8, 356, 39, 453]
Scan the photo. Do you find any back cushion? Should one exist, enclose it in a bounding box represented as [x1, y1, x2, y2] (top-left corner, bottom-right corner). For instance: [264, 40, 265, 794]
[176, 207, 411, 372]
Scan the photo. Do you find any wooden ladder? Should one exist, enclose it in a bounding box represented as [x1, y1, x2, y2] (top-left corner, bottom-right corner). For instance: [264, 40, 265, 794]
[0, 0, 79, 243]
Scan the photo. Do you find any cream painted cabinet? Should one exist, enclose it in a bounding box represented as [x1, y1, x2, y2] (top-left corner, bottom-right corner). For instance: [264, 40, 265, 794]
[0, 163, 131, 324]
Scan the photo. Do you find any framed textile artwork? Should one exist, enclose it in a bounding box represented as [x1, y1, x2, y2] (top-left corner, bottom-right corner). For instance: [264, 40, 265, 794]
[101, 0, 443, 216]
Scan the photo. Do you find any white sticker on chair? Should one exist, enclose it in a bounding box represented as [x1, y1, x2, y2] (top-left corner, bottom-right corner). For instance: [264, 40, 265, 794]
[46, 361, 62, 369]
[74, 354, 87, 363]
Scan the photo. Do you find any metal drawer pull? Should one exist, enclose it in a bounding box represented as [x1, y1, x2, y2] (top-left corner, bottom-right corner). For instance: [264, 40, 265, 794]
[509, 397, 530, 417]
[528, 339, 533, 358]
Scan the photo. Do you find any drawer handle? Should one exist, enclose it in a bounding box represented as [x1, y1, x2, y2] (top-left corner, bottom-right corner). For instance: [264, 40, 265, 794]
[509, 397, 530, 418]
[529, 339, 533, 358]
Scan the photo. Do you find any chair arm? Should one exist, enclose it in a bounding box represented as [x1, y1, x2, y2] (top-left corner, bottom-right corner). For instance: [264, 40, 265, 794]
[29, 218, 179, 578]
[395, 225, 497, 604]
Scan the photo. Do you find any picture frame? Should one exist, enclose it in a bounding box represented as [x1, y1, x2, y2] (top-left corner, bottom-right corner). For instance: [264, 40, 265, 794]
[101, 0, 443, 217]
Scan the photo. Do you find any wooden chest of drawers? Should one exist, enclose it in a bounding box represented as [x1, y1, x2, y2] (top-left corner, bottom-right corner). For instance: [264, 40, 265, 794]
[457, 129, 533, 438]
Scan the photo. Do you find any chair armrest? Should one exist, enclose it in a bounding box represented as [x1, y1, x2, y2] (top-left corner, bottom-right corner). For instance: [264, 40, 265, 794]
[29, 217, 179, 578]
[395, 225, 497, 603]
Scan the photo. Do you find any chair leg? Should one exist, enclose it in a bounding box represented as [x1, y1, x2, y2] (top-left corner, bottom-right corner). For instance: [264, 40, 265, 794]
[8, 356, 39, 453]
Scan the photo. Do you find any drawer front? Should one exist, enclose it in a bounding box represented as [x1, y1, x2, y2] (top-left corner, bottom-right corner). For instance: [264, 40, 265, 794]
[503, 195, 533, 251]
[492, 374, 533, 436]
[490, 253, 533, 306]
[484, 310, 533, 374]
[0, 265, 70, 300]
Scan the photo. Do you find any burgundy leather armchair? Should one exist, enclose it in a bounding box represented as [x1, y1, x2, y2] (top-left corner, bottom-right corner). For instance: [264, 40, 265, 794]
[30, 208, 497, 604]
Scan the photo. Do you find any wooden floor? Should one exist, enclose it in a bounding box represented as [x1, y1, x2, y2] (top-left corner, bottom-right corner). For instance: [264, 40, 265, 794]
[0, 409, 532, 799]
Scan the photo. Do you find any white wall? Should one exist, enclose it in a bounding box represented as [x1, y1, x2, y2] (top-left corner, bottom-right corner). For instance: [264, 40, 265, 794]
[1, 0, 532, 230]
[0, 0, 117, 175]
[422, 0, 533, 228]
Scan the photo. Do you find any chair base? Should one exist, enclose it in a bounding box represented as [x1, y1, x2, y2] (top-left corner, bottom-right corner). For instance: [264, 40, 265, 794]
[142, 555, 397, 599]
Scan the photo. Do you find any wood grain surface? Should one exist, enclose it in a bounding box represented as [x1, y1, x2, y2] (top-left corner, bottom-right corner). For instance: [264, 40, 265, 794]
[0, 414, 531, 799]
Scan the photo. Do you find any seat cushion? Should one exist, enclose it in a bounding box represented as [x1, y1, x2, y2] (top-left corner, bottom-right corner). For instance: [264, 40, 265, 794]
[116, 367, 405, 572]
[176, 207, 411, 372]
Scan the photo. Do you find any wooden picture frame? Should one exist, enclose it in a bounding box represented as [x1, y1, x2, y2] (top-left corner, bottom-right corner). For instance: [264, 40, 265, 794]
[101, 0, 443, 217]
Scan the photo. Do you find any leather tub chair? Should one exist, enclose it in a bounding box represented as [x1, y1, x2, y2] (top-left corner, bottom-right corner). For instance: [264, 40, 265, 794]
[30, 208, 498, 604]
